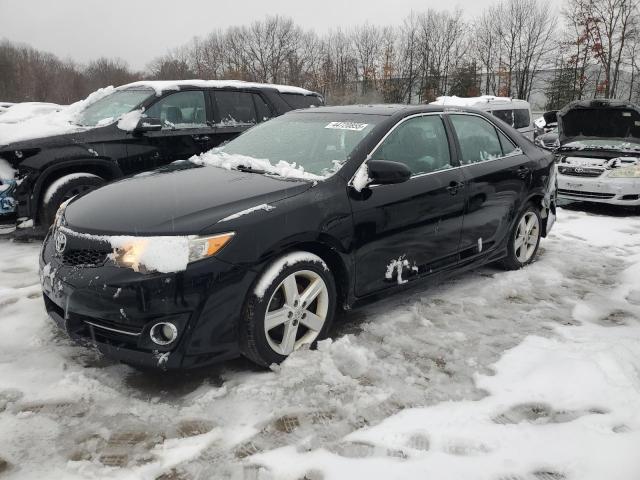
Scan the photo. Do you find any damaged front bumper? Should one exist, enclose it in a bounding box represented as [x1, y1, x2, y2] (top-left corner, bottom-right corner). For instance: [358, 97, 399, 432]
[0, 179, 16, 216]
[558, 175, 640, 206]
[39, 227, 259, 370]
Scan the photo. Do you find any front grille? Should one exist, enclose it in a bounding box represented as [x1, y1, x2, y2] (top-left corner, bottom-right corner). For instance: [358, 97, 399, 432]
[62, 249, 109, 267]
[558, 189, 616, 199]
[558, 166, 603, 177]
[83, 317, 142, 337]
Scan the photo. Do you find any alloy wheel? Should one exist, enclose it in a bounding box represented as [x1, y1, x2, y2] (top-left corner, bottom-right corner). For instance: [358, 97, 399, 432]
[514, 211, 540, 263]
[264, 270, 329, 355]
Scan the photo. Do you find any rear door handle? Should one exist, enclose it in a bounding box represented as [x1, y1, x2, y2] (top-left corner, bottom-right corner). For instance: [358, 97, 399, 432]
[192, 135, 210, 142]
[446, 181, 465, 195]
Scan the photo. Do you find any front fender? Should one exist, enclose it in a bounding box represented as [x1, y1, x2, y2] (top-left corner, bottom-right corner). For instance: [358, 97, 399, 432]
[17, 157, 121, 222]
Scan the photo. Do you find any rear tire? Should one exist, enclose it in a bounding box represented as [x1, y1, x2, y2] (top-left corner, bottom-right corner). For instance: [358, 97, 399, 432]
[40, 173, 104, 226]
[497, 203, 542, 270]
[239, 252, 337, 367]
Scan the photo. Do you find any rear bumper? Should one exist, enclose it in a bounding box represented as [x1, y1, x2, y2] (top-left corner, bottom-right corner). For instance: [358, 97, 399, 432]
[558, 174, 640, 206]
[40, 230, 258, 370]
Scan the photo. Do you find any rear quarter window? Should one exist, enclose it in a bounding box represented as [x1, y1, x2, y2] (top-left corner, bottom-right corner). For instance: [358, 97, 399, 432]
[490, 109, 531, 129]
[281, 93, 323, 109]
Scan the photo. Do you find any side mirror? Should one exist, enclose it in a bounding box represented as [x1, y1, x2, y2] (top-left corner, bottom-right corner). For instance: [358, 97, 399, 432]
[367, 160, 411, 185]
[134, 117, 162, 133]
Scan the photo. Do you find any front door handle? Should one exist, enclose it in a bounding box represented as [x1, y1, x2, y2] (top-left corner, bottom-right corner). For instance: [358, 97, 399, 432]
[192, 135, 210, 142]
[446, 181, 465, 195]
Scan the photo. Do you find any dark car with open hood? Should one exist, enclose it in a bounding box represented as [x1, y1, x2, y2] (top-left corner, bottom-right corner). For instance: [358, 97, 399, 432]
[0, 80, 323, 233]
[40, 104, 557, 370]
[556, 99, 640, 206]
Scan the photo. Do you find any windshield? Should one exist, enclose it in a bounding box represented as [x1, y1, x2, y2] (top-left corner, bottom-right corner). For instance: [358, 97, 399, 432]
[75, 89, 153, 127]
[218, 113, 383, 177]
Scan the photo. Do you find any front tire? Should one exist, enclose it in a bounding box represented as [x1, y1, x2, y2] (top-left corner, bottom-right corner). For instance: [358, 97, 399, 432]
[40, 173, 105, 226]
[240, 252, 337, 367]
[498, 203, 542, 270]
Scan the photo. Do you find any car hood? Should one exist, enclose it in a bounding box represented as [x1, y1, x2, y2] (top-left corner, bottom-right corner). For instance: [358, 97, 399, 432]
[558, 100, 640, 149]
[0, 124, 115, 151]
[64, 163, 312, 235]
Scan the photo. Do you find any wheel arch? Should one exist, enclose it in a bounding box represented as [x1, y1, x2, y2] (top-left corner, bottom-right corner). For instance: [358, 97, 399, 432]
[523, 191, 553, 237]
[32, 159, 121, 221]
[252, 236, 353, 312]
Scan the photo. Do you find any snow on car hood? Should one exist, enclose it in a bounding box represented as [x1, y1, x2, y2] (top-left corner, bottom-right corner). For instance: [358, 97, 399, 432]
[558, 100, 640, 149]
[0, 87, 115, 147]
[63, 162, 311, 235]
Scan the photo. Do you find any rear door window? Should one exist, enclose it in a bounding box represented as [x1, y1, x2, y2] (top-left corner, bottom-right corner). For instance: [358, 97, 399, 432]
[449, 114, 503, 164]
[215, 90, 257, 126]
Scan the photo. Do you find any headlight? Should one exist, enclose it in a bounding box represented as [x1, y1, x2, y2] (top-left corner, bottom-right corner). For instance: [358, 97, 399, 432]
[114, 232, 235, 271]
[187, 233, 235, 262]
[608, 166, 640, 178]
[53, 199, 71, 228]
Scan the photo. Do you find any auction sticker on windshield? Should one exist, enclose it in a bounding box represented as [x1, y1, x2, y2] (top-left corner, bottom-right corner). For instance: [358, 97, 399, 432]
[325, 122, 369, 131]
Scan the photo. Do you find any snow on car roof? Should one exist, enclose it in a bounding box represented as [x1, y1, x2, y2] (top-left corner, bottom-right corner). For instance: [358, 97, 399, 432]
[432, 95, 530, 109]
[118, 80, 318, 97]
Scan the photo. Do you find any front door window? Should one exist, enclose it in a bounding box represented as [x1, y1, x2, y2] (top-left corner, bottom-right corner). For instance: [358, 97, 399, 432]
[145, 91, 207, 129]
[370, 115, 453, 175]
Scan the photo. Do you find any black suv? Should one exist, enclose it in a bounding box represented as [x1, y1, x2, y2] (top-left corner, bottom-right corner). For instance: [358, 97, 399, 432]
[0, 81, 323, 232]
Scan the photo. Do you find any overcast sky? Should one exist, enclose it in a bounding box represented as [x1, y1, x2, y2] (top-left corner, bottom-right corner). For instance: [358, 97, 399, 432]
[0, 0, 497, 70]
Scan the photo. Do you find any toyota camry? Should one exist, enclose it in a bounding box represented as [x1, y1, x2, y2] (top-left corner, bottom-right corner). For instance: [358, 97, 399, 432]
[40, 104, 557, 370]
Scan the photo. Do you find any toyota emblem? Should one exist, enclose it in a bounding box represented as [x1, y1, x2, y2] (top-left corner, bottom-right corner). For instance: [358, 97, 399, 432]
[574, 167, 584, 173]
[55, 231, 67, 254]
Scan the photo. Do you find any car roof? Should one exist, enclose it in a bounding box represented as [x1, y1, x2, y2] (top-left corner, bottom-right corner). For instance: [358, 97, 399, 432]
[118, 80, 320, 97]
[431, 95, 530, 109]
[290, 104, 456, 116]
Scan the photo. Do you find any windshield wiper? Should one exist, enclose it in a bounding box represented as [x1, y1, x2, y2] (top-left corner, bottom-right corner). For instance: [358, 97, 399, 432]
[236, 164, 267, 174]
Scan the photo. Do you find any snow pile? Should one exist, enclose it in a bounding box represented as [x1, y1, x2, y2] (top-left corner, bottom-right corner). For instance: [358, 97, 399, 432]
[116, 109, 144, 131]
[0, 87, 115, 146]
[121, 80, 316, 97]
[0, 103, 63, 124]
[2, 207, 640, 479]
[218, 204, 275, 223]
[191, 150, 326, 181]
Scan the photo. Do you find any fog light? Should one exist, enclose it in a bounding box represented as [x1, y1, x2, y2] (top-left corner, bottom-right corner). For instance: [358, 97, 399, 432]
[150, 322, 178, 345]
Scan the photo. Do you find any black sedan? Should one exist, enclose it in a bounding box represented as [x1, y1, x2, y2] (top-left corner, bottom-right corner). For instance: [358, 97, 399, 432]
[40, 105, 557, 370]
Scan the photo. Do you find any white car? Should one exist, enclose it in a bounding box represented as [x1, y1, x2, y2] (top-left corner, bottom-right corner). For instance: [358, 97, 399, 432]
[432, 95, 535, 140]
[556, 99, 640, 207]
[0, 102, 15, 115]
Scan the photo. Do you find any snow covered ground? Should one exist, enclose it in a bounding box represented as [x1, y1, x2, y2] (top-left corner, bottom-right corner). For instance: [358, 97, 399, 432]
[0, 206, 639, 480]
